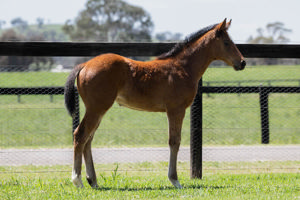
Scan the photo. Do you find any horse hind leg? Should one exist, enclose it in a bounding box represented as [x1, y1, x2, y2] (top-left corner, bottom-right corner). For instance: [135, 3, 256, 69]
[72, 123, 85, 188]
[83, 132, 99, 188]
[72, 111, 102, 188]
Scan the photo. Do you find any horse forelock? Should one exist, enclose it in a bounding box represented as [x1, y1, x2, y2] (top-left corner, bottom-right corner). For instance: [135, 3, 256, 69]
[157, 23, 218, 60]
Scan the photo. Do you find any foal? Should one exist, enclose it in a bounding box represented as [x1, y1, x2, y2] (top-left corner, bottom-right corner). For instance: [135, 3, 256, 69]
[65, 19, 246, 189]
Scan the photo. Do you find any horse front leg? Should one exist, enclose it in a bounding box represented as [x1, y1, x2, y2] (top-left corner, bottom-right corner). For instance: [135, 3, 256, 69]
[167, 109, 185, 189]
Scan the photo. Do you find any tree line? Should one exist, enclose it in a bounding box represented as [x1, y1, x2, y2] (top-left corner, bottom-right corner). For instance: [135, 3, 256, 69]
[0, 0, 295, 71]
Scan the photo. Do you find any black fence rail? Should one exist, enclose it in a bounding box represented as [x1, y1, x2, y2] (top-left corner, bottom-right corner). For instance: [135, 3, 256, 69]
[0, 42, 300, 179]
[1, 42, 300, 58]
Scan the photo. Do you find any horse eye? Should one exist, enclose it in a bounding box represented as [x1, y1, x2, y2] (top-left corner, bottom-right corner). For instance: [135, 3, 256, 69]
[224, 41, 230, 47]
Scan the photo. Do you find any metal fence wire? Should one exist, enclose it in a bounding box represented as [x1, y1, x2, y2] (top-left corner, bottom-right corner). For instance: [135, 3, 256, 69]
[0, 59, 300, 174]
[200, 64, 300, 165]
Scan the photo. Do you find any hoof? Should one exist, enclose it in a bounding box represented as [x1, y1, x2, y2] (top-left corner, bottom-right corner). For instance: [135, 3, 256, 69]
[91, 184, 99, 189]
[87, 178, 99, 189]
[72, 177, 84, 188]
[170, 179, 183, 189]
[72, 171, 84, 188]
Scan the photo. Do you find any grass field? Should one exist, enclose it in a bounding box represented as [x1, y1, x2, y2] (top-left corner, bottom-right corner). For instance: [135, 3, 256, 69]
[0, 65, 299, 148]
[0, 161, 299, 199]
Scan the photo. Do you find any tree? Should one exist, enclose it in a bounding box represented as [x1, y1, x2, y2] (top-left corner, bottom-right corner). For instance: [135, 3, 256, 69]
[247, 22, 292, 65]
[155, 31, 182, 42]
[36, 17, 45, 29]
[0, 20, 6, 29]
[11, 17, 28, 32]
[247, 22, 292, 44]
[63, 0, 154, 42]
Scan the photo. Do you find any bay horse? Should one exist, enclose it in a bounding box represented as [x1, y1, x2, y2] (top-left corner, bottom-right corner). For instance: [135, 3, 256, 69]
[64, 19, 246, 189]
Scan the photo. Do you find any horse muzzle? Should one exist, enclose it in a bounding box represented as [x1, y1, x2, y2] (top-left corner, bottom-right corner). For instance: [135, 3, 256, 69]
[234, 60, 246, 71]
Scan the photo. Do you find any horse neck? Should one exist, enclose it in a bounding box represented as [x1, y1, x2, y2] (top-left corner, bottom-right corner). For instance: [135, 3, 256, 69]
[179, 39, 216, 83]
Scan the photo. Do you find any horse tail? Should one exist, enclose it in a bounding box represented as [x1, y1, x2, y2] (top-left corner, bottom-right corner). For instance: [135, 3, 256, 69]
[64, 64, 84, 118]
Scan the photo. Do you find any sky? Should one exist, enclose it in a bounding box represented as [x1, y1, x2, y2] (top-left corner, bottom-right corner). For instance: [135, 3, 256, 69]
[0, 0, 299, 43]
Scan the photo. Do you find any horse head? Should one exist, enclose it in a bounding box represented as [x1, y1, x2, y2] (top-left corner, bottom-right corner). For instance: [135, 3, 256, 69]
[212, 18, 246, 71]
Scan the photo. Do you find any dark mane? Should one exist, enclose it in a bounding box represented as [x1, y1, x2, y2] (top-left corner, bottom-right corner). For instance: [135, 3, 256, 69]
[157, 23, 218, 60]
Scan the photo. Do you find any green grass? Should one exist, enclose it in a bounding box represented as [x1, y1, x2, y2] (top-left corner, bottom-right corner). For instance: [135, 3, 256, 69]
[205, 65, 300, 85]
[0, 162, 299, 199]
[0, 71, 68, 87]
[0, 65, 299, 148]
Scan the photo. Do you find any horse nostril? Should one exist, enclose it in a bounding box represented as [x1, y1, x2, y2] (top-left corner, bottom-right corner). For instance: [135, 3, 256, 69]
[241, 60, 246, 68]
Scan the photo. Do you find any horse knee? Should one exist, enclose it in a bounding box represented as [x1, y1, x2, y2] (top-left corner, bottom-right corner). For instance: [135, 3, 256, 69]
[169, 137, 181, 149]
[73, 116, 97, 148]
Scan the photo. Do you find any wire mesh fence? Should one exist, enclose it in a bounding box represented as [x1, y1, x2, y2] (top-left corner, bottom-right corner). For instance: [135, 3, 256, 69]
[200, 64, 300, 170]
[0, 58, 299, 175]
[202, 64, 300, 145]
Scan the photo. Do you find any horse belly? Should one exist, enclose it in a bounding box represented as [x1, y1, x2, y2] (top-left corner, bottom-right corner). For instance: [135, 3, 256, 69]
[116, 93, 166, 112]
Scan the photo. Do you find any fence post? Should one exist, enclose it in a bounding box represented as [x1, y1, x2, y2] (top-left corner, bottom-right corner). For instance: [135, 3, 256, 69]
[17, 94, 21, 103]
[72, 89, 80, 135]
[190, 78, 203, 179]
[259, 87, 269, 144]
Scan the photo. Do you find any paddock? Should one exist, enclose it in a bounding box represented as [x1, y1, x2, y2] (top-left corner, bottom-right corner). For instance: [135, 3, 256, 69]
[0, 42, 299, 197]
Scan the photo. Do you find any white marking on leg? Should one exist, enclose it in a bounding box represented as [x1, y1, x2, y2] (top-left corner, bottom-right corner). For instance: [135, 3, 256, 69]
[72, 168, 84, 188]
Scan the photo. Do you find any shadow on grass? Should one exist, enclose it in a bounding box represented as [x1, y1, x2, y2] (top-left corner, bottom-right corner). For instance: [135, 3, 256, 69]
[93, 184, 231, 192]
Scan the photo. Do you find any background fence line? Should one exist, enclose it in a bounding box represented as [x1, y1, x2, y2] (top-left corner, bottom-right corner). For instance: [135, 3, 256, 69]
[1, 42, 300, 58]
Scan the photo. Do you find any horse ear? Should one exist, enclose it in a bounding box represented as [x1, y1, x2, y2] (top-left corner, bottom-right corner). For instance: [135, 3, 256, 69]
[226, 19, 232, 30]
[217, 18, 227, 31]
[215, 18, 227, 37]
